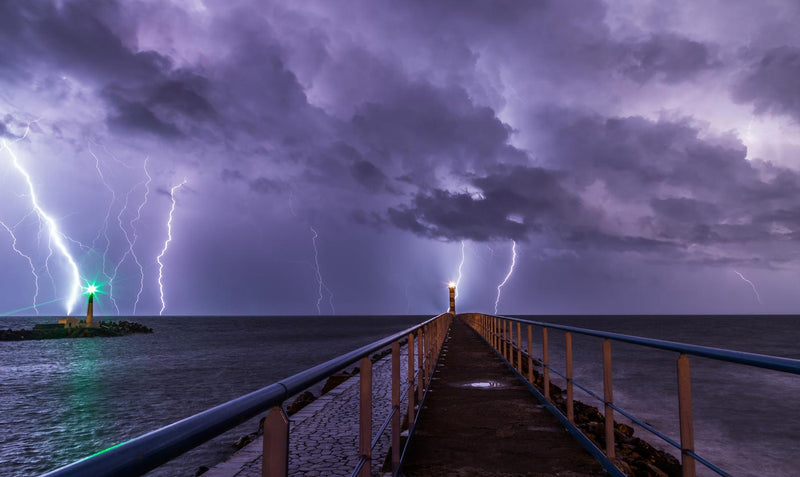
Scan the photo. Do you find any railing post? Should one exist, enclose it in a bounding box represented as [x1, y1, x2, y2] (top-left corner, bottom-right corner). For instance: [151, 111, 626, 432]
[516, 322, 522, 373]
[566, 332, 574, 424]
[542, 327, 550, 401]
[508, 320, 514, 366]
[261, 406, 288, 477]
[391, 342, 400, 474]
[527, 324, 533, 384]
[359, 357, 372, 477]
[492, 317, 497, 350]
[602, 339, 615, 460]
[408, 333, 415, 426]
[417, 330, 423, 402]
[677, 354, 696, 477]
[503, 320, 511, 361]
[500, 320, 505, 358]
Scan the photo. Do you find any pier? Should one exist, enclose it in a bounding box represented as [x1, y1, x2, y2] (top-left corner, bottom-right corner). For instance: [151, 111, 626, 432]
[40, 300, 800, 477]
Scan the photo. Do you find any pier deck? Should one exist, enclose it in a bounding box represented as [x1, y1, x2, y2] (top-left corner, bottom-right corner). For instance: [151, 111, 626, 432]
[401, 318, 606, 476]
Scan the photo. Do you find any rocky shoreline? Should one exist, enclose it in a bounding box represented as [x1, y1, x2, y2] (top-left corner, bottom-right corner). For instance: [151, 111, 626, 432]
[0, 320, 153, 341]
[520, 355, 682, 476]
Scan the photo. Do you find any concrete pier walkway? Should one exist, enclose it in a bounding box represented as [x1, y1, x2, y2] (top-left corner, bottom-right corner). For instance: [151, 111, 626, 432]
[400, 318, 606, 476]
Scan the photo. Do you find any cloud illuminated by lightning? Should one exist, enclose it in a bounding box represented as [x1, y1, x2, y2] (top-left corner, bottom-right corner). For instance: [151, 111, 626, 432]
[734, 270, 762, 305]
[1, 139, 81, 314]
[310, 226, 335, 314]
[157, 179, 187, 315]
[494, 240, 517, 314]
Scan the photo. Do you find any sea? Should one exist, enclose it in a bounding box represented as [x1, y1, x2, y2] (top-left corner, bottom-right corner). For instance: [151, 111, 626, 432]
[1, 314, 798, 477]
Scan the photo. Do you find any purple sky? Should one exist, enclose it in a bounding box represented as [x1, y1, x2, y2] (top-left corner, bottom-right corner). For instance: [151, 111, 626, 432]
[1, 1, 800, 316]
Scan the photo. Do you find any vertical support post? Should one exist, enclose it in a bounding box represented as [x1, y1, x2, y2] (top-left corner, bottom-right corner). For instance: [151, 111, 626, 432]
[359, 357, 372, 477]
[527, 324, 533, 383]
[261, 406, 289, 477]
[509, 320, 514, 364]
[391, 342, 400, 474]
[542, 327, 550, 401]
[677, 354, 696, 477]
[417, 330, 423, 402]
[565, 332, 574, 424]
[505, 320, 513, 362]
[500, 320, 505, 358]
[516, 322, 522, 373]
[492, 317, 497, 349]
[408, 333, 415, 426]
[602, 339, 615, 460]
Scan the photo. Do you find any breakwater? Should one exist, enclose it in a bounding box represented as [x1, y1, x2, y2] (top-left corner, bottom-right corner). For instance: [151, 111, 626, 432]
[0, 320, 153, 341]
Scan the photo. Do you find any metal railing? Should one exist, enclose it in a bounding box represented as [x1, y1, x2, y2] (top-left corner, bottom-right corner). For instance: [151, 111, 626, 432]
[41, 313, 452, 477]
[462, 313, 800, 477]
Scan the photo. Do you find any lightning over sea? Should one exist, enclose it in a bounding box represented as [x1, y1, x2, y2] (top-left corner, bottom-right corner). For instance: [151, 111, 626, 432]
[157, 179, 187, 315]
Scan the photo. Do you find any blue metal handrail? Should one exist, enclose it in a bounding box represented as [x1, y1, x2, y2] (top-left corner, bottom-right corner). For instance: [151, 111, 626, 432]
[496, 314, 800, 375]
[40, 314, 448, 477]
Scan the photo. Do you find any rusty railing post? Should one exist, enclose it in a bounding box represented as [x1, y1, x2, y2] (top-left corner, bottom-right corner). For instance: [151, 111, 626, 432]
[678, 354, 696, 477]
[359, 357, 372, 477]
[508, 320, 513, 364]
[516, 322, 522, 372]
[417, 330, 423, 402]
[408, 333, 415, 426]
[391, 342, 400, 473]
[527, 324, 533, 383]
[566, 332, 574, 423]
[501, 319, 506, 358]
[602, 339, 615, 460]
[543, 327, 550, 401]
[493, 317, 497, 350]
[261, 406, 288, 477]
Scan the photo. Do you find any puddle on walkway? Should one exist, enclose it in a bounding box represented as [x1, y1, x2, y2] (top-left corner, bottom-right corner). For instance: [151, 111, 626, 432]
[459, 380, 508, 389]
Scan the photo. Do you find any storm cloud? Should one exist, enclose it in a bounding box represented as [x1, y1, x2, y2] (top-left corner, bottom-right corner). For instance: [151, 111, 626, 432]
[0, 0, 799, 315]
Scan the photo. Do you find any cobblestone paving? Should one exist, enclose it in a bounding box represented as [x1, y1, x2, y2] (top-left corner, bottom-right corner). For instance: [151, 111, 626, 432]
[205, 345, 412, 477]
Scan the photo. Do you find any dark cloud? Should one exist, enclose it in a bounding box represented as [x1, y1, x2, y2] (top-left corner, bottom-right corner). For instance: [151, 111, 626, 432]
[221, 169, 245, 182]
[350, 160, 388, 191]
[249, 177, 288, 194]
[620, 33, 718, 84]
[104, 90, 182, 138]
[0, 1, 168, 84]
[734, 46, 800, 121]
[387, 166, 582, 241]
[147, 76, 216, 119]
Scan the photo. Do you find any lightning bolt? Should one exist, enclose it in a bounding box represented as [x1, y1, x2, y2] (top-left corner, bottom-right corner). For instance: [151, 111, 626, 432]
[88, 142, 119, 312]
[455, 240, 466, 300]
[734, 270, 762, 305]
[108, 182, 139, 314]
[310, 226, 335, 315]
[0, 219, 40, 314]
[494, 240, 517, 314]
[157, 179, 187, 315]
[0, 138, 81, 314]
[131, 158, 151, 314]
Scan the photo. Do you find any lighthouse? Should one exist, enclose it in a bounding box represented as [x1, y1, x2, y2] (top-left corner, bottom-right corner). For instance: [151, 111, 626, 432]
[86, 292, 94, 326]
[448, 282, 456, 314]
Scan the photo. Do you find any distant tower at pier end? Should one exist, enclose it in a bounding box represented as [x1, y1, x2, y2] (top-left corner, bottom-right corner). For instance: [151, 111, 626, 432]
[448, 282, 456, 314]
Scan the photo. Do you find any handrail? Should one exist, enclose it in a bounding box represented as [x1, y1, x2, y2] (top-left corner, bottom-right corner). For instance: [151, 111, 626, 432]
[464, 313, 800, 477]
[494, 314, 800, 374]
[41, 313, 449, 477]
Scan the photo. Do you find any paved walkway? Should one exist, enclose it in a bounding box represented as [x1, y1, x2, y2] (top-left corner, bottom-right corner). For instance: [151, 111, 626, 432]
[205, 346, 410, 477]
[400, 319, 606, 476]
